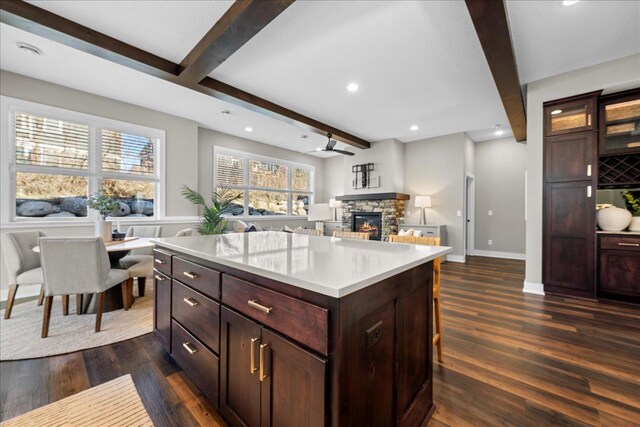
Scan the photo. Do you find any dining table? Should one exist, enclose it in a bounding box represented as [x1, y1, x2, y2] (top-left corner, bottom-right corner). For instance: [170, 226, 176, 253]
[33, 237, 155, 314]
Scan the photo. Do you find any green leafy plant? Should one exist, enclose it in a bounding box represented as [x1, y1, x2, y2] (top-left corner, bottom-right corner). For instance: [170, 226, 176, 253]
[181, 186, 241, 235]
[87, 191, 119, 219]
[621, 190, 640, 217]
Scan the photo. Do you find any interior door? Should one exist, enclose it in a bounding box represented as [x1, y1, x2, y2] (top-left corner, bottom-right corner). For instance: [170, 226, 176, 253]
[220, 307, 262, 427]
[260, 329, 326, 427]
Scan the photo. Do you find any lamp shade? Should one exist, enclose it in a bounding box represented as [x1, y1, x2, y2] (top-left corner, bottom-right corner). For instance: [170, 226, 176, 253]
[329, 199, 342, 208]
[308, 203, 332, 221]
[415, 195, 432, 208]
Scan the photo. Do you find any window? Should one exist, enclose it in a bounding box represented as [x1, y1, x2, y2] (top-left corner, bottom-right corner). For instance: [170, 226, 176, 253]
[3, 97, 164, 222]
[214, 148, 314, 217]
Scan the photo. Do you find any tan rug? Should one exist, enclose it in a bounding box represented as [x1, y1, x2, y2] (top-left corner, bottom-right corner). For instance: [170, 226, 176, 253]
[0, 374, 153, 426]
[0, 282, 153, 360]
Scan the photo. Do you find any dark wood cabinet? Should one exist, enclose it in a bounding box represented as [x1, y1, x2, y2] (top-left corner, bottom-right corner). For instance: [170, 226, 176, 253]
[544, 132, 596, 182]
[153, 272, 171, 351]
[599, 88, 640, 156]
[598, 235, 640, 301]
[543, 91, 599, 137]
[220, 307, 325, 427]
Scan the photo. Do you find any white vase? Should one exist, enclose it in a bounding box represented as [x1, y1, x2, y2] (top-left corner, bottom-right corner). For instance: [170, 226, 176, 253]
[596, 207, 632, 232]
[629, 216, 640, 232]
[96, 220, 113, 242]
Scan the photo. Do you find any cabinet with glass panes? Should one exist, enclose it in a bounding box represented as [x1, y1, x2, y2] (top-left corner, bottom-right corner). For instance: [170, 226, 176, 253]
[599, 88, 640, 155]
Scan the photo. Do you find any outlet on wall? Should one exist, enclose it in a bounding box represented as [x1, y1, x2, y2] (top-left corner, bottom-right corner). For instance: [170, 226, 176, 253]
[488, 239, 493, 245]
[456, 210, 461, 217]
[488, 210, 493, 216]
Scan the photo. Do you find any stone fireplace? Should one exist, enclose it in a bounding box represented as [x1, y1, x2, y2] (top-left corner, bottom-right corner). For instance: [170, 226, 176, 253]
[336, 193, 409, 242]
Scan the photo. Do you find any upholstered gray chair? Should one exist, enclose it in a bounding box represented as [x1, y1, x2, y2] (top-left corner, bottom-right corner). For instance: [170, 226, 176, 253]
[1, 231, 46, 319]
[175, 228, 193, 237]
[39, 237, 130, 337]
[119, 226, 162, 297]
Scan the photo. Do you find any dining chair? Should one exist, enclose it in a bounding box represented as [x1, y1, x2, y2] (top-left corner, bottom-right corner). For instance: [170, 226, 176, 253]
[119, 226, 162, 297]
[389, 234, 444, 363]
[175, 228, 193, 237]
[1, 231, 46, 319]
[39, 237, 130, 337]
[293, 228, 323, 236]
[332, 230, 370, 240]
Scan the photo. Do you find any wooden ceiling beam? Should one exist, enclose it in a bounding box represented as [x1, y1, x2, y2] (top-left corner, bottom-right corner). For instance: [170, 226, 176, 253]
[465, 0, 527, 142]
[179, 0, 294, 84]
[0, 0, 370, 150]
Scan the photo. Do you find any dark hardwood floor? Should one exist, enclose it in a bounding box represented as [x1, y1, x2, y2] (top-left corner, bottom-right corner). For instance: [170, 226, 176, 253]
[1, 256, 638, 426]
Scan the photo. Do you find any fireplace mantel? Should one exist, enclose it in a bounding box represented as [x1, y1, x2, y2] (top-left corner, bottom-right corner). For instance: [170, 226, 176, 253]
[335, 192, 410, 201]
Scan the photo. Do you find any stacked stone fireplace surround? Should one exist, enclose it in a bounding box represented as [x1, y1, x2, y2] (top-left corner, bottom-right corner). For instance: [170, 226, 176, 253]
[340, 198, 405, 242]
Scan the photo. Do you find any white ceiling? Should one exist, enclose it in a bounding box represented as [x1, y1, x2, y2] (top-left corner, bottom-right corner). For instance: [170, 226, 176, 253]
[1, 0, 638, 151]
[506, 0, 640, 84]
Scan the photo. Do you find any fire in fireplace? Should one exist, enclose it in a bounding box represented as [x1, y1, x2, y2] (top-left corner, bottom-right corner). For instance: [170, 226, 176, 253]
[351, 212, 382, 241]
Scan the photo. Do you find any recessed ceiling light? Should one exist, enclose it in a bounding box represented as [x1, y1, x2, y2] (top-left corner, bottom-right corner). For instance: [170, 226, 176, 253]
[221, 110, 231, 116]
[245, 127, 253, 132]
[410, 125, 419, 131]
[494, 125, 505, 136]
[551, 109, 562, 115]
[346, 83, 359, 92]
[16, 42, 42, 56]
[562, 0, 580, 6]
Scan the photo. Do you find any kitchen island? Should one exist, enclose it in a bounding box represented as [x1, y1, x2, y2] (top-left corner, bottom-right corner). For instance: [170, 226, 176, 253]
[151, 231, 451, 427]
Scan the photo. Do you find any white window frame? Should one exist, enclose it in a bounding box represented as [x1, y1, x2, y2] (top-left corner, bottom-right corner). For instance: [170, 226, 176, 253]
[1, 96, 166, 225]
[213, 146, 315, 219]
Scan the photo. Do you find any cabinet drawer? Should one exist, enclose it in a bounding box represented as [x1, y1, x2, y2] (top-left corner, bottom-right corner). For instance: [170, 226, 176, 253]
[172, 320, 219, 407]
[172, 280, 220, 354]
[222, 275, 329, 356]
[153, 249, 172, 276]
[173, 257, 221, 300]
[600, 236, 640, 252]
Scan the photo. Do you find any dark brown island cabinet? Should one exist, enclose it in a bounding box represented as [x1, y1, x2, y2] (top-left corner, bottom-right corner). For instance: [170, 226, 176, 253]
[151, 233, 450, 427]
[543, 88, 640, 303]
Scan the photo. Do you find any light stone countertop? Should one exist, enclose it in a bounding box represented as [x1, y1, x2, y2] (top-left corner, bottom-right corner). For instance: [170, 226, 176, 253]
[597, 230, 640, 235]
[152, 231, 451, 298]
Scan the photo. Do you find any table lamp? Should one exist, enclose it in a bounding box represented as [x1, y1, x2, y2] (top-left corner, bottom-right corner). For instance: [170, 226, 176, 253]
[329, 199, 342, 221]
[308, 203, 332, 233]
[415, 195, 432, 225]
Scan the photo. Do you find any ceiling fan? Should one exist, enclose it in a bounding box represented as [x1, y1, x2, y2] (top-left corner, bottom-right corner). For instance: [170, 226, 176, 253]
[308, 133, 355, 156]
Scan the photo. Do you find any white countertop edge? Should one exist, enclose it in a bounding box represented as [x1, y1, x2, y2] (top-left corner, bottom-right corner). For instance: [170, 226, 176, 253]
[152, 239, 451, 298]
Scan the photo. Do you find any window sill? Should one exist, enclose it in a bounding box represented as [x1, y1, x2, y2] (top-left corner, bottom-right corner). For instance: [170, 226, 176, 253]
[1, 216, 200, 229]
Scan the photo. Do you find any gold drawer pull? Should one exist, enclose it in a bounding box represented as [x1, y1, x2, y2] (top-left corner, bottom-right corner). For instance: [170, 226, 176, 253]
[183, 271, 199, 280]
[154, 259, 166, 265]
[182, 342, 198, 355]
[250, 337, 260, 374]
[248, 300, 273, 314]
[260, 343, 270, 381]
[154, 274, 166, 282]
[183, 297, 199, 307]
[618, 243, 640, 247]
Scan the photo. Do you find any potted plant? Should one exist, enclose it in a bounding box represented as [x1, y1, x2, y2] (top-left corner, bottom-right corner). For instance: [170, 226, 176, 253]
[181, 186, 241, 235]
[622, 190, 640, 231]
[87, 191, 119, 241]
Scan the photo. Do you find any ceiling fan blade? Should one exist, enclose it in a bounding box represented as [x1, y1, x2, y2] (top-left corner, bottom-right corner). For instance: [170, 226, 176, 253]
[332, 149, 355, 156]
[304, 149, 329, 154]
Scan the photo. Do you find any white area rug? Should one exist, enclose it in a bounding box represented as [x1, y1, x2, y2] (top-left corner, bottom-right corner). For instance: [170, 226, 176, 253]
[0, 283, 153, 360]
[0, 374, 153, 426]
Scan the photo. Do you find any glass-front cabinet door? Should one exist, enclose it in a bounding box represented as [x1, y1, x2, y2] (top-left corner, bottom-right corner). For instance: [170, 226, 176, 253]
[599, 88, 640, 155]
[544, 91, 599, 137]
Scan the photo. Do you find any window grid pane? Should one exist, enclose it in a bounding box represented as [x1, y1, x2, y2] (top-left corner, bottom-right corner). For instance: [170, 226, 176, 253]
[101, 129, 155, 176]
[292, 168, 311, 191]
[15, 112, 89, 170]
[248, 191, 288, 216]
[249, 159, 288, 189]
[216, 154, 244, 186]
[16, 172, 88, 218]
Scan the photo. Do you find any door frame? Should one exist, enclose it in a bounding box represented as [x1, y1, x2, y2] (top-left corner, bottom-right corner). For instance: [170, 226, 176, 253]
[464, 173, 476, 257]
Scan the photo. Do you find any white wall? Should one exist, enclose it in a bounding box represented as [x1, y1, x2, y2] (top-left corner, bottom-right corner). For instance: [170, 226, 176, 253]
[524, 54, 640, 293]
[340, 138, 404, 194]
[404, 133, 466, 260]
[474, 137, 526, 256]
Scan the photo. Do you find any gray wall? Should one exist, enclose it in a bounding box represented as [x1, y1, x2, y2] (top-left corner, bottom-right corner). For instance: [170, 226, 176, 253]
[474, 137, 526, 254]
[404, 133, 466, 259]
[524, 54, 640, 291]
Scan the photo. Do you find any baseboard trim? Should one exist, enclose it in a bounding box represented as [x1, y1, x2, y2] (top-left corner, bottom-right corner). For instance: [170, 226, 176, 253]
[523, 281, 545, 296]
[473, 250, 526, 260]
[446, 255, 466, 263]
[0, 284, 41, 302]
